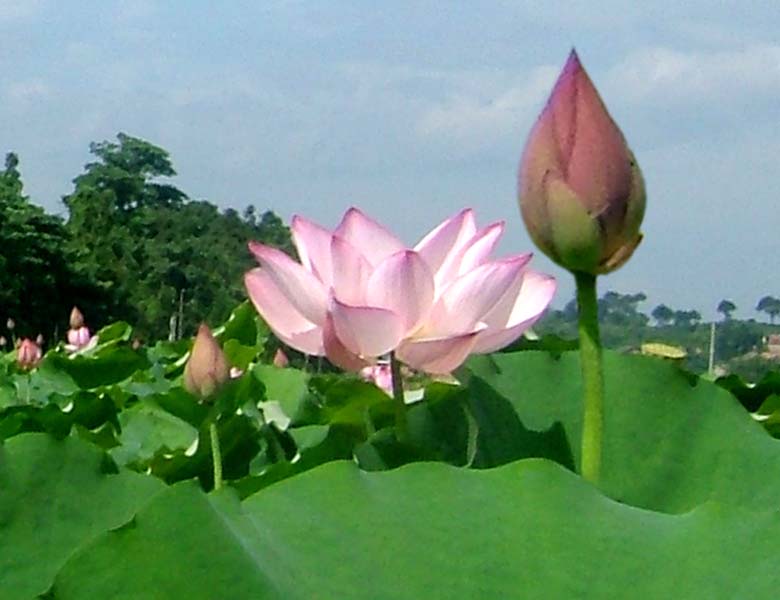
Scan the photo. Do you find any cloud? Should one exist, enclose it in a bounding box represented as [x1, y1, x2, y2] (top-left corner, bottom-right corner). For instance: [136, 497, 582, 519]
[414, 65, 557, 152]
[607, 44, 780, 106]
[0, 0, 44, 23]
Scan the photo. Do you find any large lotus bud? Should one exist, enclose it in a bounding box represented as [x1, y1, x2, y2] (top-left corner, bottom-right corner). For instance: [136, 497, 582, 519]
[17, 338, 42, 369]
[518, 50, 646, 275]
[69, 306, 85, 329]
[183, 324, 230, 399]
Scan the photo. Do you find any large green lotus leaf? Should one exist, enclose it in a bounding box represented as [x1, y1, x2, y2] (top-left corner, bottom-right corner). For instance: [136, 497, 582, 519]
[462, 350, 780, 513]
[0, 433, 163, 600]
[52, 459, 779, 599]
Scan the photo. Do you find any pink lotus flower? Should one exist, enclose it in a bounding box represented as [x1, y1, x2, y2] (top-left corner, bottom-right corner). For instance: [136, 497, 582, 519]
[518, 50, 646, 275]
[245, 208, 556, 374]
[272, 348, 289, 368]
[17, 338, 42, 369]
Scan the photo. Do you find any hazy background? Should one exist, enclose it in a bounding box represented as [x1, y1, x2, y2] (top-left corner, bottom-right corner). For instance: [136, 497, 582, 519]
[2, 1, 779, 318]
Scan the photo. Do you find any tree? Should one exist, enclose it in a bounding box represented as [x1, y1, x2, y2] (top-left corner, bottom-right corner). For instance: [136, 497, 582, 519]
[717, 299, 736, 321]
[65, 134, 293, 339]
[672, 309, 701, 329]
[756, 296, 780, 324]
[0, 153, 102, 342]
[651, 304, 674, 327]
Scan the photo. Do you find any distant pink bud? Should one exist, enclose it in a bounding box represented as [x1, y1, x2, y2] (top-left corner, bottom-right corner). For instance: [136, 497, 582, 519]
[519, 50, 646, 275]
[272, 348, 289, 368]
[360, 363, 394, 395]
[69, 306, 85, 329]
[183, 324, 230, 399]
[17, 338, 42, 369]
[35, 334, 44, 346]
[67, 326, 92, 349]
[6, 318, 14, 331]
[0, 336, 6, 347]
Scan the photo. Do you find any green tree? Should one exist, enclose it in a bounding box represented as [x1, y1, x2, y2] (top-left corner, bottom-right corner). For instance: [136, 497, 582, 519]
[717, 299, 737, 321]
[65, 134, 293, 339]
[756, 296, 780, 324]
[651, 304, 674, 327]
[0, 153, 101, 342]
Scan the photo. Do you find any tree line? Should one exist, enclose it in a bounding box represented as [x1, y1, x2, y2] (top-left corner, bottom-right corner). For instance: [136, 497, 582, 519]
[538, 291, 780, 379]
[0, 133, 293, 345]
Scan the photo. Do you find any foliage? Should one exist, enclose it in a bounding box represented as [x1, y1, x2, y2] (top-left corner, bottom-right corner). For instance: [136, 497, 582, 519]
[0, 153, 103, 343]
[539, 290, 775, 380]
[63, 133, 293, 339]
[3, 306, 780, 596]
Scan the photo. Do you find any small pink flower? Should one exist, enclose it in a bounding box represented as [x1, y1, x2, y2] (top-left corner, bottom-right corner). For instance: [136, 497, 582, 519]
[360, 363, 393, 395]
[17, 338, 42, 369]
[245, 208, 555, 374]
[67, 326, 92, 349]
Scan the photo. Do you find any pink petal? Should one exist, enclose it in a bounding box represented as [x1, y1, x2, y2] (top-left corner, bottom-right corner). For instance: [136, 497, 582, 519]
[454, 222, 507, 276]
[249, 242, 328, 326]
[244, 269, 324, 355]
[331, 235, 371, 305]
[434, 222, 506, 288]
[472, 270, 557, 353]
[291, 216, 334, 287]
[366, 250, 434, 332]
[413, 208, 474, 275]
[396, 331, 481, 374]
[424, 256, 528, 337]
[323, 313, 369, 371]
[330, 296, 405, 358]
[334, 207, 405, 267]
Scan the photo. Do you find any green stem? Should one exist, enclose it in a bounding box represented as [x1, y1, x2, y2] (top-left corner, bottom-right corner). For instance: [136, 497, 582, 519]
[389, 352, 407, 442]
[209, 421, 223, 491]
[575, 271, 604, 484]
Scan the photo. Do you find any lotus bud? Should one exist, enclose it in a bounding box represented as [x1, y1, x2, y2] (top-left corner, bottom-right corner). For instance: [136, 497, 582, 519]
[0, 336, 6, 347]
[69, 306, 85, 329]
[183, 324, 230, 400]
[6, 318, 14, 331]
[360, 363, 394, 396]
[35, 334, 44, 346]
[272, 348, 289, 368]
[518, 50, 646, 275]
[67, 326, 92, 349]
[17, 338, 42, 369]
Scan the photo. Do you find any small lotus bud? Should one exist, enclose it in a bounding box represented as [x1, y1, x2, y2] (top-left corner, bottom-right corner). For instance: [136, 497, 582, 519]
[67, 326, 92, 349]
[0, 336, 6, 347]
[69, 306, 85, 329]
[272, 348, 289, 368]
[6, 318, 14, 331]
[17, 338, 42, 369]
[518, 50, 646, 275]
[183, 324, 230, 399]
[35, 334, 44, 346]
[360, 363, 393, 395]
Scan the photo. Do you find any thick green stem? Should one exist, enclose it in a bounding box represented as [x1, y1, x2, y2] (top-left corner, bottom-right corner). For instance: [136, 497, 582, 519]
[209, 421, 223, 491]
[575, 271, 604, 484]
[389, 352, 407, 442]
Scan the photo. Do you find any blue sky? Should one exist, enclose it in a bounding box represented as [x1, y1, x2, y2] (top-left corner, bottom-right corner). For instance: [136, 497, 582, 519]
[2, 2, 779, 318]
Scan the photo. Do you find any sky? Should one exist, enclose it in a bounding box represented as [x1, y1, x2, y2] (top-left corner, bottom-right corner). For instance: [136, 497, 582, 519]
[1, 1, 779, 319]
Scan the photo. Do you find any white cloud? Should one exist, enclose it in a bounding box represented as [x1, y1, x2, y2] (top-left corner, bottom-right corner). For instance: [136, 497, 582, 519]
[5, 79, 50, 104]
[608, 44, 780, 106]
[415, 65, 557, 152]
[0, 0, 44, 23]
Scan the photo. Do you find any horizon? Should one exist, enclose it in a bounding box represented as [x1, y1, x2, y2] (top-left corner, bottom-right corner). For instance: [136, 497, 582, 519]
[2, 3, 779, 320]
